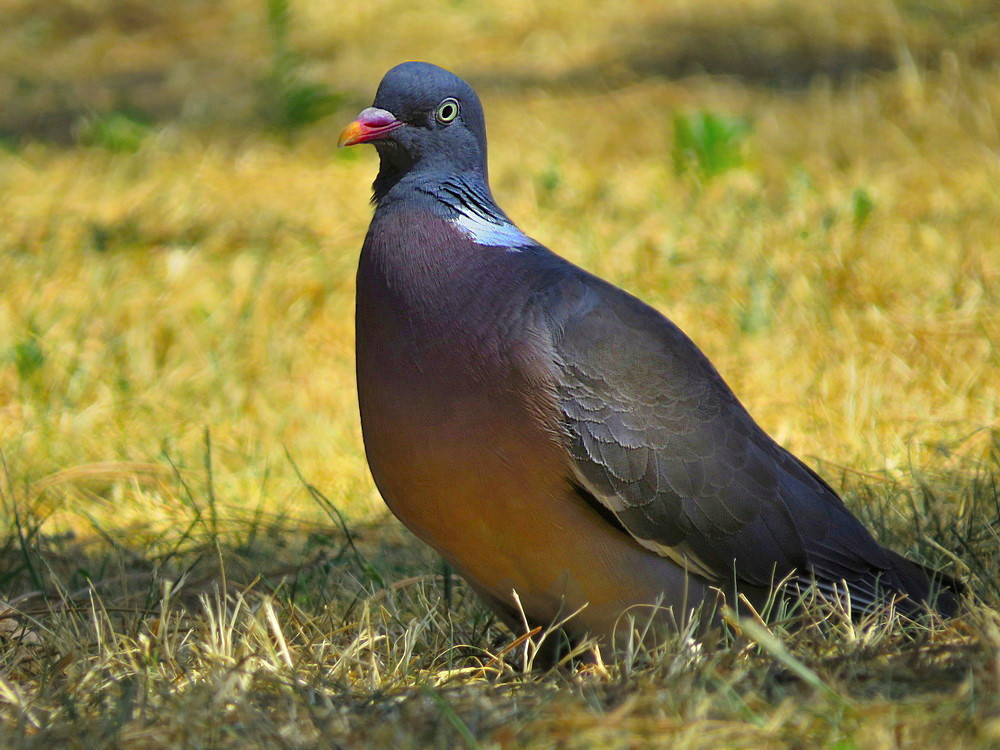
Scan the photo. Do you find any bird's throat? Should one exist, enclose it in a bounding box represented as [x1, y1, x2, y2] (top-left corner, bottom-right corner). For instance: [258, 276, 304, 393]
[371, 143, 415, 204]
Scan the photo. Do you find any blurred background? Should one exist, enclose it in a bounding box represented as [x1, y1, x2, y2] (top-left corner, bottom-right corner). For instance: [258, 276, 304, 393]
[0, 0, 997, 566]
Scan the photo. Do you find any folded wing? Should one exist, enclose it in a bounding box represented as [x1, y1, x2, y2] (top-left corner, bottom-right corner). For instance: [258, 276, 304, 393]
[544, 269, 924, 611]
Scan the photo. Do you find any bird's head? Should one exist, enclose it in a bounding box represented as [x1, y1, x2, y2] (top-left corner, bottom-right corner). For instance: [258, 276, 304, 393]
[339, 62, 489, 201]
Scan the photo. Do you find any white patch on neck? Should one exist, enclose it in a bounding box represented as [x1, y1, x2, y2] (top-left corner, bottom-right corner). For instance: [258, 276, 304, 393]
[451, 212, 533, 251]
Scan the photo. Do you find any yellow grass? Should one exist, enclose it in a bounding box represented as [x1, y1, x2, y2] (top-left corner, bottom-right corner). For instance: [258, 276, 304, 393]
[1, 0, 998, 746]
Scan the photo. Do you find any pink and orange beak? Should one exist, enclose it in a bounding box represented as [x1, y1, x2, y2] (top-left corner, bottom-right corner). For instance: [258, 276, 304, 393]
[338, 107, 403, 148]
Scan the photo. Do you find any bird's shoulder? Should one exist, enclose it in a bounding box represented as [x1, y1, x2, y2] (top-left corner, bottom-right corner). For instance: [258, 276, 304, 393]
[521, 255, 733, 400]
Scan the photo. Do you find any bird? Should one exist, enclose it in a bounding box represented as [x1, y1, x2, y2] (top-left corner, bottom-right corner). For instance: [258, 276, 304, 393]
[339, 61, 960, 652]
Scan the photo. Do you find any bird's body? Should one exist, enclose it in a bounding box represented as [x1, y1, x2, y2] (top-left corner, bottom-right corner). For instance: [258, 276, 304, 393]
[343, 62, 959, 650]
[357, 195, 713, 639]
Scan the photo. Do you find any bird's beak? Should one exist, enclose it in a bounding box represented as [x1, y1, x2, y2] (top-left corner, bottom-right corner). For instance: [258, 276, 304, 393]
[338, 107, 403, 148]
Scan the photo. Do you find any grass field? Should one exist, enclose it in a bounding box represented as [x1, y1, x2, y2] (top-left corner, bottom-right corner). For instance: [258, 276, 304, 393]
[1, 0, 999, 746]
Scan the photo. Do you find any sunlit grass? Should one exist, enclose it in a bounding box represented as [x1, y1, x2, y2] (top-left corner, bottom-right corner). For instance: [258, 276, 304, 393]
[1, 0, 998, 746]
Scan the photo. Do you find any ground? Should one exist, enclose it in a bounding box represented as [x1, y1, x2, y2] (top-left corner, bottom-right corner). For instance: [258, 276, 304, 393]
[0, 0, 998, 747]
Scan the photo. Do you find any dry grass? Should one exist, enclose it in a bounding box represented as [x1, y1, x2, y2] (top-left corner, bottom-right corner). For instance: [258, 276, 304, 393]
[1, 0, 999, 746]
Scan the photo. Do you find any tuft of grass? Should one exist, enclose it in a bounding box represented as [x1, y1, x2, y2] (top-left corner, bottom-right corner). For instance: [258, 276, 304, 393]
[672, 111, 752, 181]
[11, 336, 44, 384]
[852, 187, 876, 229]
[256, 0, 342, 136]
[76, 111, 151, 153]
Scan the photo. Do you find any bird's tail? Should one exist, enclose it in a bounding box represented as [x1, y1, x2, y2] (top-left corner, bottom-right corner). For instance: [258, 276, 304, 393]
[885, 548, 964, 618]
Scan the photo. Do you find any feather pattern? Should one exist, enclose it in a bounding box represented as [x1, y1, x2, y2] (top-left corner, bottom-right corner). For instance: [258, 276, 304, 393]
[419, 175, 535, 249]
[538, 269, 954, 613]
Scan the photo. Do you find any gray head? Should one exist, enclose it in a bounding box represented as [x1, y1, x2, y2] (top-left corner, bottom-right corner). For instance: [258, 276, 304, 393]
[339, 62, 489, 202]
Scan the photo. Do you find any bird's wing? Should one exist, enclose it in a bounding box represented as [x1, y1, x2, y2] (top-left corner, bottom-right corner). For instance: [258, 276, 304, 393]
[542, 270, 897, 599]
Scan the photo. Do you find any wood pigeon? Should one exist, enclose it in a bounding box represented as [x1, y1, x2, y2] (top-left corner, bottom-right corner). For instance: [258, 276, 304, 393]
[340, 61, 960, 650]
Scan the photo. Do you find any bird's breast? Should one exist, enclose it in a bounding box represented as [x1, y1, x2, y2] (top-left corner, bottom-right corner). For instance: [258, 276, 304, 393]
[355, 208, 564, 540]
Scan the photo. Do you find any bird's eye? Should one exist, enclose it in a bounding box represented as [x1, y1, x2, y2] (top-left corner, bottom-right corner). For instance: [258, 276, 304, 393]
[435, 98, 460, 124]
